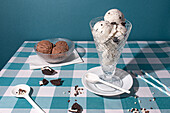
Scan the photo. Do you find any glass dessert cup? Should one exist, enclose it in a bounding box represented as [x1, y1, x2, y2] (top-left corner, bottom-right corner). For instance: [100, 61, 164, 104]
[34, 38, 75, 63]
[89, 16, 132, 90]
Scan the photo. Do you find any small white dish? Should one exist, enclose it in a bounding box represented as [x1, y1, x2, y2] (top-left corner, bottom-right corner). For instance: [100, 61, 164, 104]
[82, 66, 133, 96]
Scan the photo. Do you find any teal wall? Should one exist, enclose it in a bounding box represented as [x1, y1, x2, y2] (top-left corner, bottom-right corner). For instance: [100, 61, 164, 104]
[0, 0, 170, 69]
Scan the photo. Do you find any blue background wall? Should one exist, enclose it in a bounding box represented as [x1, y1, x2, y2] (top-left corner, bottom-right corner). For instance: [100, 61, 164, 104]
[0, 0, 170, 69]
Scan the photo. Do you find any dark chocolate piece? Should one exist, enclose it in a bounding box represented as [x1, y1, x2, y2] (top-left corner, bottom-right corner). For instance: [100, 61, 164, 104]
[71, 103, 83, 113]
[50, 78, 63, 86]
[42, 79, 49, 85]
[41, 66, 57, 75]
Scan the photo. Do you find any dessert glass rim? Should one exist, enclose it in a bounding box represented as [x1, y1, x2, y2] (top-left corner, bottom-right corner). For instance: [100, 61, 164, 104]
[89, 16, 132, 39]
[34, 38, 75, 55]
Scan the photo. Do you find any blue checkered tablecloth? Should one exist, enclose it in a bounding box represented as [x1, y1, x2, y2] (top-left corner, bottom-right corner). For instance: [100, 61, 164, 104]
[0, 41, 170, 113]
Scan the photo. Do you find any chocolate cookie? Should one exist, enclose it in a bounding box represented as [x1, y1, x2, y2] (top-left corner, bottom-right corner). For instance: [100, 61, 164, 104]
[50, 78, 63, 86]
[41, 66, 57, 75]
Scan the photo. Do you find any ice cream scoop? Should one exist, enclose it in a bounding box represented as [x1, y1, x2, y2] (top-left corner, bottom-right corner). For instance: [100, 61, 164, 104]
[104, 9, 125, 24]
[85, 73, 130, 94]
[36, 40, 53, 54]
[11, 84, 45, 113]
[92, 21, 113, 43]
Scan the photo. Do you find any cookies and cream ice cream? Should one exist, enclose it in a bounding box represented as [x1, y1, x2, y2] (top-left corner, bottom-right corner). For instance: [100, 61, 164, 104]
[92, 21, 113, 43]
[104, 9, 125, 24]
[92, 9, 127, 65]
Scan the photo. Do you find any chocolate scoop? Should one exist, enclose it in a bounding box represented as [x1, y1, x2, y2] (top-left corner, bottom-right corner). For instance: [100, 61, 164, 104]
[41, 66, 57, 75]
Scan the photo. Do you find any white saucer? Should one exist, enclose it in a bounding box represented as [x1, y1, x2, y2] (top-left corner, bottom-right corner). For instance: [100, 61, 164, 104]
[82, 66, 133, 96]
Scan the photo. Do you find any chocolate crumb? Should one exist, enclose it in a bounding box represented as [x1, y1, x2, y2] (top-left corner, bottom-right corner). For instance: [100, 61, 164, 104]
[149, 99, 151, 102]
[150, 107, 153, 109]
[101, 24, 103, 26]
[68, 100, 70, 102]
[75, 85, 78, 90]
[75, 99, 77, 101]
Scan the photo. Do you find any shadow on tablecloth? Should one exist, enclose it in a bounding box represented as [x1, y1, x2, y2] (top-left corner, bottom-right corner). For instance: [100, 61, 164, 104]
[123, 42, 170, 75]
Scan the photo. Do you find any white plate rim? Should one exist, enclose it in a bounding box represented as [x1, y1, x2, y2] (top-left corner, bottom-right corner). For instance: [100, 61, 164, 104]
[82, 66, 133, 96]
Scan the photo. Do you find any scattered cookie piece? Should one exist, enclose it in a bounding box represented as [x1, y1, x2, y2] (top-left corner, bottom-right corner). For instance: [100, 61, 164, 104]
[39, 79, 49, 86]
[50, 78, 63, 86]
[75, 85, 78, 90]
[17, 89, 26, 95]
[68, 103, 83, 113]
[41, 66, 57, 75]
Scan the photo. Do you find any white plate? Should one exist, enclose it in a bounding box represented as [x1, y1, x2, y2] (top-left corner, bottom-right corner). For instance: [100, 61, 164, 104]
[82, 66, 133, 96]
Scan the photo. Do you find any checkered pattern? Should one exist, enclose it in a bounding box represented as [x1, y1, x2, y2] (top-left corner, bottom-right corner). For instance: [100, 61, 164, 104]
[0, 41, 170, 113]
